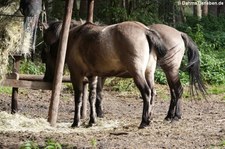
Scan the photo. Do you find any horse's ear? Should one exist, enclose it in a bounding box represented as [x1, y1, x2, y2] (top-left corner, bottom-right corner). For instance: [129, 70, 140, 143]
[79, 18, 85, 24]
[41, 22, 49, 30]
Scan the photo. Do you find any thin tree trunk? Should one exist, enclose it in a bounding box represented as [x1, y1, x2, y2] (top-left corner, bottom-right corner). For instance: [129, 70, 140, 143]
[87, 0, 94, 22]
[193, 0, 202, 19]
[79, 0, 87, 19]
[202, 0, 208, 16]
[179, 0, 186, 22]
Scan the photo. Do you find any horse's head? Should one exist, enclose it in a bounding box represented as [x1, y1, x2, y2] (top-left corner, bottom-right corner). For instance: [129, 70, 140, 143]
[41, 20, 81, 82]
[41, 21, 62, 82]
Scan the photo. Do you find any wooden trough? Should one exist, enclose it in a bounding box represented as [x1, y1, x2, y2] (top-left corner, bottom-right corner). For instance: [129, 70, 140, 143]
[0, 55, 71, 114]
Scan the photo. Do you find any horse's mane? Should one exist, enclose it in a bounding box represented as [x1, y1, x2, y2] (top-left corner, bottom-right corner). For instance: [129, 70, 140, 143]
[47, 19, 84, 39]
[48, 21, 63, 38]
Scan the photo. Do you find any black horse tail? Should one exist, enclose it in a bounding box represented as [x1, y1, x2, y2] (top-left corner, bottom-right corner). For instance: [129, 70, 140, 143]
[181, 33, 207, 96]
[146, 29, 167, 58]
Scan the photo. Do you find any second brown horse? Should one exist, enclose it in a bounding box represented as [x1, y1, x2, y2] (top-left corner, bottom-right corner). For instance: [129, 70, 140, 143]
[42, 21, 167, 128]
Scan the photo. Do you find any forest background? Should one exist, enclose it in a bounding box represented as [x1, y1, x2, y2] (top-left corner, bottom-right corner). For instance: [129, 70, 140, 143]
[2, 0, 225, 93]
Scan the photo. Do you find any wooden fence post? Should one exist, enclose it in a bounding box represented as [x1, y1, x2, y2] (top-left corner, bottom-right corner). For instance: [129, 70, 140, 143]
[87, 0, 94, 22]
[47, 0, 74, 127]
[11, 56, 21, 114]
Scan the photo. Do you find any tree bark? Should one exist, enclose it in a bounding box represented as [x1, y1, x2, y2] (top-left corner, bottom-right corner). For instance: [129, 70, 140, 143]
[193, 0, 202, 19]
[79, 0, 87, 19]
[48, 0, 74, 127]
[202, 0, 208, 16]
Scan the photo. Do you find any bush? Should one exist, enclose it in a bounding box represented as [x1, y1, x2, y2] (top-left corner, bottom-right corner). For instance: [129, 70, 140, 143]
[182, 22, 225, 85]
[20, 59, 45, 75]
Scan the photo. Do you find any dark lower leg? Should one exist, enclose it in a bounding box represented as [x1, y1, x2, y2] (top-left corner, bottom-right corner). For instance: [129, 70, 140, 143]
[96, 77, 105, 117]
[72, 89, 83, 127]
[165, 82, 183, 121]
[88, 76, 98, 125]
[133, 76, 151, 128]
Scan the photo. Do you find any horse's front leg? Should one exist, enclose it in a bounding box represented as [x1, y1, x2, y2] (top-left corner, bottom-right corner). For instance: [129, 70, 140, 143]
[88, 76, 98, 126]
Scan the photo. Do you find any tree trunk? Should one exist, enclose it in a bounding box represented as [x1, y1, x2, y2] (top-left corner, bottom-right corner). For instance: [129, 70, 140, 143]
[87, 0, 94, 22]
[79, 0, 87, 19]
[44, 0, 53, 20]
[158, 0, 175, 25]
[193, 0, 202, 19]
[202, 0, 208, 16]
[179, 0, 186, 22]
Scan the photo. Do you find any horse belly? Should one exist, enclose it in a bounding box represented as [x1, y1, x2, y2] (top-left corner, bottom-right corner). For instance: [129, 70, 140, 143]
[88, 58, 126, 77]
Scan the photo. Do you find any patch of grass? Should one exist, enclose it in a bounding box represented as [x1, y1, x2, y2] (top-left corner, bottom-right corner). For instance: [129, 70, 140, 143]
[90, 138, 97, 148]
[45, 139, 62, 149]
[0, 86, 12, 94]
[105, 78, 138, 93]
[208, 84, 225, 95]
[19, 140, 62, 149]
[19, 141, 39, 149]
[63, 83, 73, 93]
[20, 60, 45, 75]
[155, 84, 169, 101]
[210, 140, 225, 148]
[219, 140, 225, 147]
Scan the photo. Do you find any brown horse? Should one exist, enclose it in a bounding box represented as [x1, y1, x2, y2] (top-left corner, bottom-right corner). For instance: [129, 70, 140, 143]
[42, 21, 167, 128]
[96, 24, 206, 121]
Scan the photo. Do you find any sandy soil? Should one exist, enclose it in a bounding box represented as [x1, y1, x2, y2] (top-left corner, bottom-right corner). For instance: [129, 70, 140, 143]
[0, 85, 224, 149]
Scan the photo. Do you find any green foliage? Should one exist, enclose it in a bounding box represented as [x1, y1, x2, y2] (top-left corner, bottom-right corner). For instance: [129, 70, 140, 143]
[210, 139, 225, 148]
[105, 78, 137, 92]
[220, 140, 225, 147]
[0, 86, 12, 94]
[177, 17, 225, 85]
[95, 0, 160, 24]
[90, 138, 97, 148]
[19, 141, 39, 149]
[155, 69, 167, 84]
[20, 60, 45, 75]
[19, 140, 62, 149]
[208, 85, 225, 95]
[44, 140, 62, 149]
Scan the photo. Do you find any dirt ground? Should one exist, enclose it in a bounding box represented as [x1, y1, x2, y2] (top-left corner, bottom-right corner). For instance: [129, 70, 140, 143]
[0, 85, 224, 149]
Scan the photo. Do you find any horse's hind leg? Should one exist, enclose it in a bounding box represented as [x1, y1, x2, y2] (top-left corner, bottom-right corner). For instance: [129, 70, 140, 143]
[160, 44, 185, 121]
[145, 54, 157, 120]
[132, 73, 152, 128]
[71, 75, 84, 127]
[88, 76, 98, 126]
[96, 77, 106, 118]
[163, 68, 183, 121]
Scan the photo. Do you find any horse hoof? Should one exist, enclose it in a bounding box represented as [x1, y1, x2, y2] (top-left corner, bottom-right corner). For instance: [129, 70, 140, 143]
[172, 116, 181, 121]
[138, 122, 150, 129]
[164, 116, 172, 121]
[71, 122, 80, 128]
[88, 118, 97, 127]
[97, 113, 104, 118]
[164, 115, 181, 122]
[88, 122, 97, 127]
[88, 121, 97, 127]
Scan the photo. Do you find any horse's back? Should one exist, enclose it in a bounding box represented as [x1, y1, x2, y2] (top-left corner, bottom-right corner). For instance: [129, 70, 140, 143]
[67, 22, 151, 77]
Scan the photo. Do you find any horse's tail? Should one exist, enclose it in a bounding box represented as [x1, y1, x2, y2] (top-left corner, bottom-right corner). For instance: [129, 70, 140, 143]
[146, 29, 167, 58]
[181, 33, 207, 96]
